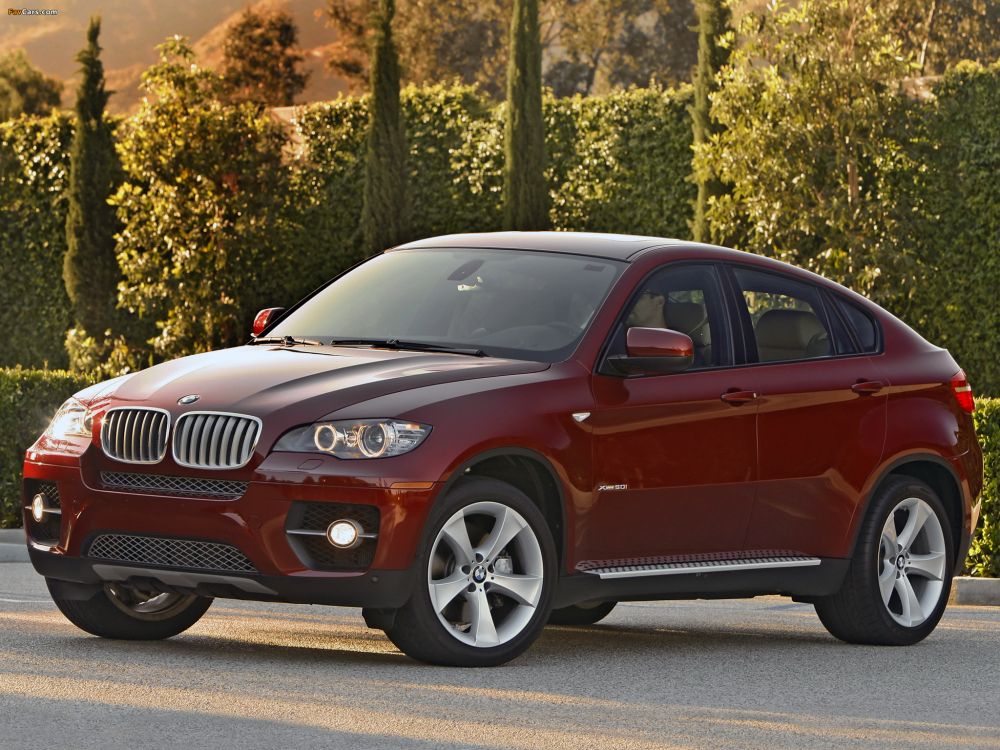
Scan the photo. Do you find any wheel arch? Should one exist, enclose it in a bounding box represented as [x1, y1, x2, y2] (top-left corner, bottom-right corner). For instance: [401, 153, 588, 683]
[851, 452, 966, 571]
[438, 447, 568, 571]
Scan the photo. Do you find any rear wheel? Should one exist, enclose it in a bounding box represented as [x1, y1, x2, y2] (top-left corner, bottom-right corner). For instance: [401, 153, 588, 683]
[548, 600, 617, 626]
[385, 478, 556, 666]
[48, 579, 212, 640]
[815, 476, 953, 645]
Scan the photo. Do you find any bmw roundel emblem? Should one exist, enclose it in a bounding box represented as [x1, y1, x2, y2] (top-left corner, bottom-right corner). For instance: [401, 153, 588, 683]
[178, 394, 200, 405]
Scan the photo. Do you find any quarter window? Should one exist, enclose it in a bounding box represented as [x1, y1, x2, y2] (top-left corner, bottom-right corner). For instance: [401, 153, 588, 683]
[732, 267, 835, 363]
[837, 298, 879, 352]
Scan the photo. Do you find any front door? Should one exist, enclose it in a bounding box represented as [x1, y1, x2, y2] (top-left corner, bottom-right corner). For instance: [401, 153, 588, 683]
[580, 263, 759, 563]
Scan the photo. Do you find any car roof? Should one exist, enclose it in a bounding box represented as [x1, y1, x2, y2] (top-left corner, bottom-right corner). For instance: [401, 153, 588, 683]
[393, 231, 686, 261]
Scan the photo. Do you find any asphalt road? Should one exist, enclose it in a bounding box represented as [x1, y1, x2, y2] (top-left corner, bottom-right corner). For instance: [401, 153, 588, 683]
[1, 561, 998, 750]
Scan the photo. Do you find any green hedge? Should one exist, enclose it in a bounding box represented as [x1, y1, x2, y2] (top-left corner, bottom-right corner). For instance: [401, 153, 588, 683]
[967, 397, 1000, 577]
[0, 114, 73, 370]
[895, 62, 1000, 398]
[0, 367, 91, 526]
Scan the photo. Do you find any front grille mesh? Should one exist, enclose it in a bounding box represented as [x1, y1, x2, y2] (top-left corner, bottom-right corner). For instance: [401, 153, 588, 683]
[173, 412, 260, 469]
[88, 533, 257, 573]
[101, 408, 169, 463]
[101, 472, 247, 499]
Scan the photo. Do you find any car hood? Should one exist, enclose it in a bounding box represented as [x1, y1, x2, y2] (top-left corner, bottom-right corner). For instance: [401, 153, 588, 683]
[96, 345, 550, 423]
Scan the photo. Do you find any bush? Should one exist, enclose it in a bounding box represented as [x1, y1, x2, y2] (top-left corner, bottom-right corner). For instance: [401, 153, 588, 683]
[0, 113, 73, 369]
[967, 397, 1000, 577]
[0, 367, 90, 527]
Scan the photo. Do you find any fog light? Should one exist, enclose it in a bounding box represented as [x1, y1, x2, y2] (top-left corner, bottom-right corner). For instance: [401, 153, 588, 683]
[31, 493, 46, 523]
[326, 519, 362, 549]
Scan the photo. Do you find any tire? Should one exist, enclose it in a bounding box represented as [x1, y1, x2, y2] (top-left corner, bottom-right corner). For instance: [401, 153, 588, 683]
[385, 477, 557, 667]
[814, 476, 954, 646]
[48, 579, 213, 640]
[548, 600, 617, 626]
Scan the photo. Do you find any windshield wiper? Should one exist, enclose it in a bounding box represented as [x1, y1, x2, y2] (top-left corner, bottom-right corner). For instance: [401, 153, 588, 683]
[330, 338, 486, 357]
[250, 335, 323, 347]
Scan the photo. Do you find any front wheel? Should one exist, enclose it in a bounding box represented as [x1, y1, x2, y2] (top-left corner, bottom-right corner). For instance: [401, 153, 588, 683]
[814, 476, 954, 646]
[48, 579, 212, 640]
[385, 478, 557, 666]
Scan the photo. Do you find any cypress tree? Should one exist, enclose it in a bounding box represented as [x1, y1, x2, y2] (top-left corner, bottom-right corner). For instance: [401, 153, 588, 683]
[63, 17, 121, 341]
[361, 0, 408, 253]
[503, 0, 549, 231]
[690, 0, 731, 243]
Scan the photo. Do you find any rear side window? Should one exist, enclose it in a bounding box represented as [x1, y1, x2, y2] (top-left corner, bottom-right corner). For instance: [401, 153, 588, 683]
[732, 267, 839, 363]
[837, 298, 880, 352]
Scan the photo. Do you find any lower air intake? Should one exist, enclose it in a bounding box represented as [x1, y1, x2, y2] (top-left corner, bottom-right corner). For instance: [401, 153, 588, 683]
[87, 533, 257, 574]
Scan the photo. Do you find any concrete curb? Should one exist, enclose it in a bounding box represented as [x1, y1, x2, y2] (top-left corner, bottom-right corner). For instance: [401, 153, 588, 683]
[951, 577, 1000, 606]
[0, 528, 29, 562]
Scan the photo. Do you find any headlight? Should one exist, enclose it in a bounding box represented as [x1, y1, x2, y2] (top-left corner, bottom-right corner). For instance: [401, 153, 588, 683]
[44, 398, 93, 440]
[273, 419, 431, 459]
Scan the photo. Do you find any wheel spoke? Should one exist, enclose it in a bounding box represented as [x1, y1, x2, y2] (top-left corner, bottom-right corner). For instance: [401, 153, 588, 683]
[878, 564, 896, 606]
[478, 507, 527, 563]
[441, 515, 476, 566]
[466, 588, 499, 646]
[881, 516, 898, 550]
[908, 551, 946, 581]
[895, 574, 923, 627]
[897, 500, 930, 551]
[429, 572, 469, 614]
[490, 573, 543, 607]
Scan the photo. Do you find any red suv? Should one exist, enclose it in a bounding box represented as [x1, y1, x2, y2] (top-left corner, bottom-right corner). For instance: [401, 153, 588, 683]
[23, 232, 982, 666]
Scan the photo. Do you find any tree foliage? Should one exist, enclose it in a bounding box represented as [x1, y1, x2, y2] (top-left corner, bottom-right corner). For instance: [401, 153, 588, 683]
[113, 38, 293, 359]
[504, 0, 549, 230]
[689, 0, 731, 242]
[221, 6, 309, 106]
[880, 0, 1000, 76]
[701, 0, 914, 296]
[325, 0, 698, 99]
[63, 18, 124, 372]
[362, 0, 409, 253]
[0, 50, 62, 121]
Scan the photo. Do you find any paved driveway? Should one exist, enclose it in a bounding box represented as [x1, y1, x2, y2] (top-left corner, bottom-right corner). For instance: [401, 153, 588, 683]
[1, 561, 998, 749]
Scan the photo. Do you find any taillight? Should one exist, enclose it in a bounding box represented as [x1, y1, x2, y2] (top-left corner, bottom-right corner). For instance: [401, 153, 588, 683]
[950, 370, 975, 413]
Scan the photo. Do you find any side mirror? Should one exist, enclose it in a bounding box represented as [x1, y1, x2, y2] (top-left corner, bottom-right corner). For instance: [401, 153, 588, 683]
[252, 307, 286, 337]
[604, 327, 694, 376]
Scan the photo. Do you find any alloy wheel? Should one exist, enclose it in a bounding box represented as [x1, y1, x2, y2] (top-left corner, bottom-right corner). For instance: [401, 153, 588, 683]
[427, 500, 545, 647]
[876, 496, 947, 628]
[105, 583, 199, 622]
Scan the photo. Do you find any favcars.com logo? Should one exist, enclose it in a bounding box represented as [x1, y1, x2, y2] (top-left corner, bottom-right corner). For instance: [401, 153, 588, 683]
[8, 8, 60, 14]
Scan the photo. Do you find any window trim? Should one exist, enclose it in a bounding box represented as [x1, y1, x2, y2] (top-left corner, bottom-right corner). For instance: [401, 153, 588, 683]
[594, 261, 737, 377]
[722, 263, 872, 368]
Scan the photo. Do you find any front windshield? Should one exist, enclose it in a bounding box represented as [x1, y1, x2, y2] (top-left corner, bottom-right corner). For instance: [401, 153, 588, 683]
[268, 247, 625, 362]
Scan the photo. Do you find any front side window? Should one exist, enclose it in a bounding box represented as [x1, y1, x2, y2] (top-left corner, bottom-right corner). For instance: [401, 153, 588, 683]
[732, 266, 835, 363]
[268, 248, 625, 362]
[607, 263, 731, 369]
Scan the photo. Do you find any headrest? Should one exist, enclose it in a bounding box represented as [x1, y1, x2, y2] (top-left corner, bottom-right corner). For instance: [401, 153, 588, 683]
[666, 301, 707, 335]
[755, 309, 827, 352]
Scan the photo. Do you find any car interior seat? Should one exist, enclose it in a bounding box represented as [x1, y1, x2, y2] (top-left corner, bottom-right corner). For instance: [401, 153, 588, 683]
[754, 308, 830, 362]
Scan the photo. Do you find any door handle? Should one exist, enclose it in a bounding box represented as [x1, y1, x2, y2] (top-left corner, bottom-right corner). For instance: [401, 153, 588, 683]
[851, 380, 884, 395]
[720, 389, 758, 405]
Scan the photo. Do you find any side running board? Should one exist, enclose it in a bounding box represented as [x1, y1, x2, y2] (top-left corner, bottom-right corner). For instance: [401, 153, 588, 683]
[581, 555, 821, 580]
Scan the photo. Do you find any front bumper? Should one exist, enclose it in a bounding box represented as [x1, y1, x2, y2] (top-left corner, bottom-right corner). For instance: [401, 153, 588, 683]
[29, 544, 415, 607]
[23, 449, 438, 608]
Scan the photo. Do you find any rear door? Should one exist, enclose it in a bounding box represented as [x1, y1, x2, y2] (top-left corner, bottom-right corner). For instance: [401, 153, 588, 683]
[582, 263, 759, 563]
[725, 265, 888, 558]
